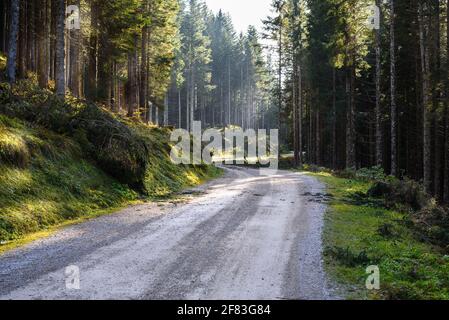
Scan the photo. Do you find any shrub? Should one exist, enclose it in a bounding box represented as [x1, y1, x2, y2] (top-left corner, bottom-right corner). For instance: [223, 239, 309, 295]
[355, 166, 386, 181]
[413, 201, 449, 246]
[368, 178, 430, 211]
[367, 181, 392, 198]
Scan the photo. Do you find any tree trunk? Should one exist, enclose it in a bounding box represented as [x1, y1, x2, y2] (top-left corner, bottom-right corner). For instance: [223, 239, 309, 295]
[228, 57, 231, 126]
[71, 0, 81, 97]
[293, 58, 299, 166]
[164, 93, 169, 126]
[140, 1, 149, 120]
[178, 90, 182, 128]
[444, 0, 449, 203]
[375, 0, 383, 167]
[55, 0, 66, 97]
[419, 2, 432, 193]
[17, 0, 26, 78]
[316, 106, 321, 165]
[37, 0, 48, 88]
[433, 0, 442, 198]
[127, 41, 139, 118]
[390, 0, 398, 176]
[87, 0, 98, 99]
[346, 64, 356, 169]
[332, 68, 337, 169]
[7, 0, 20, 83]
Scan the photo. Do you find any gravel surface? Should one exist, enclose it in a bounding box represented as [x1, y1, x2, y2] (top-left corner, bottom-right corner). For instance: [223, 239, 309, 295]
[0, 167, 336, 300]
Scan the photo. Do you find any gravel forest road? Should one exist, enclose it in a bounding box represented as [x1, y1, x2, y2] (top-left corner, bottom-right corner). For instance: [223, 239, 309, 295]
[0, 167, 334, 300]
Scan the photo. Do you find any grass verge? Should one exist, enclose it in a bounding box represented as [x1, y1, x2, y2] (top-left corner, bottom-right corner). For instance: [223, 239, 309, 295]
[0, 112, 222, 252]
[310, 172, 449, 300]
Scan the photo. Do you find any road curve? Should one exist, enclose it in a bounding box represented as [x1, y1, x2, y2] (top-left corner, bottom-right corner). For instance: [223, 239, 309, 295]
[0, 167, 334, 300]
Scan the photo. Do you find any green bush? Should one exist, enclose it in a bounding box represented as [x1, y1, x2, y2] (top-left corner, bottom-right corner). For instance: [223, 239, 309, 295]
[368, 178, 430, 212]
[355, 166, 386, 181]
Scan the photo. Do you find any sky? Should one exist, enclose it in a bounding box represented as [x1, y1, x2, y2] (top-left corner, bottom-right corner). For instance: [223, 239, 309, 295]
[204, 0, 273, 35]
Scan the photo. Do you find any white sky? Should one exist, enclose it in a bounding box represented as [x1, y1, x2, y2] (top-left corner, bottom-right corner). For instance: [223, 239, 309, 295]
[204, 0, 273, 35]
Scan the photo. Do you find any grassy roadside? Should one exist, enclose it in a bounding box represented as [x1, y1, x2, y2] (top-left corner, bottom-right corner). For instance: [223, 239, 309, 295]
[0, 114, 222, 254]
[0, 167, 222, 256]
[0, 79, 223, 253]
[309, 171, 449, 300]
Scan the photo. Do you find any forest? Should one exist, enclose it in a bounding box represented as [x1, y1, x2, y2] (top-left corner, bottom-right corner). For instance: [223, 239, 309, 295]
[0, 0, 276, 130]
[265, 0, 449, 205]
[1, 0, 449, 301]
[1, 0, 448, 203]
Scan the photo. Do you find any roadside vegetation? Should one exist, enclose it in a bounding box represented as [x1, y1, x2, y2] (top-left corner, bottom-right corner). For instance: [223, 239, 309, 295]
[0, 79, 221, 246]
[303, 166, 449, 300]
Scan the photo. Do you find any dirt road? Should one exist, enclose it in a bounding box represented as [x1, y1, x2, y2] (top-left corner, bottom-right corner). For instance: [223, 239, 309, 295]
[0, 167, 334, 300]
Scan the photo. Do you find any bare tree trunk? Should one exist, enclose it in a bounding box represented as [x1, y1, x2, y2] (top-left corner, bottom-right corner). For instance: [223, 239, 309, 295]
[190, 70, 195, 132]
[71, 0, 81, 97]
[127, 39, 139, 118]
[332, 68, 337, 169]
[140, 1, 149, 120]
[346, 65, 356, 169]
[293, 59, 299, 166]
[17, 0, 26, 78]
[444, 0, 449, 203]
[419, 2, 432, 193]
[316, 106, 321, 165]
[390, 0, 398, 176]
[375, 0, 383, 167]
[164, 93, 169, 126]
[298, 62, 303, 166]
[7, 0, 20, 83]
[186, 72, 190, 131]
[87, 0, 98, 99]
[228, 57, 231, 125]
[55, 0, 66, 97]
[278, 21, 282, 136]
[178, 90, 182, 128]
[37, 0, 48, 88]
[433, 0, 442, 198]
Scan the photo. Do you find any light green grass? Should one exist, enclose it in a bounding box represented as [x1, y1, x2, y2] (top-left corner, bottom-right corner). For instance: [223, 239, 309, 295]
[310, 172, 449, 300]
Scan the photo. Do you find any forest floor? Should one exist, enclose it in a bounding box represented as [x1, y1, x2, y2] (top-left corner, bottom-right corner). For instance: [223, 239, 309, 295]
[311, 171, 449, 300]
[0, 167, 336, 300]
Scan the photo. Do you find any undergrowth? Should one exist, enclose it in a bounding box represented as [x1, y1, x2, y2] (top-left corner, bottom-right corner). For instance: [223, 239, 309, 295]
[310, 171, 449, 300]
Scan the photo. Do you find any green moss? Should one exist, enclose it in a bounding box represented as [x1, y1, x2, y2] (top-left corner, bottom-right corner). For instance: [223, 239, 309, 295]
[310, 172, 449, 300]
